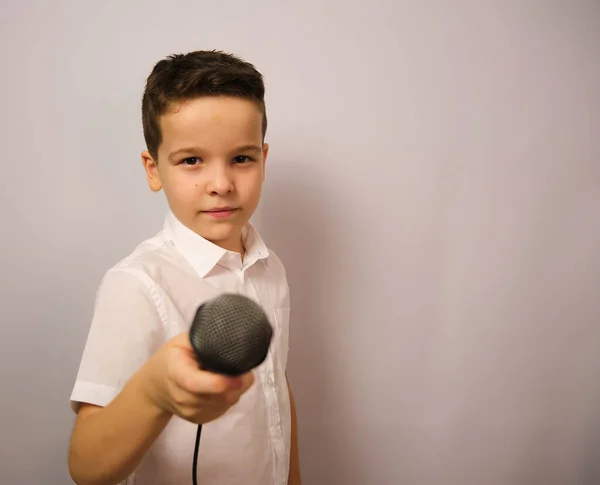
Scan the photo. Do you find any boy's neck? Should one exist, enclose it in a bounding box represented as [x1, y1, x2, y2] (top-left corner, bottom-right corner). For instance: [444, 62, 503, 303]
[218, 236, 245, 260]
[239, 242, 246, 261]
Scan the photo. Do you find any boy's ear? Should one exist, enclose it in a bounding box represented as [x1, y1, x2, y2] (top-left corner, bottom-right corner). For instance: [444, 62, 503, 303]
[262, 143, 269, 181]
[141, 151, 162, 192]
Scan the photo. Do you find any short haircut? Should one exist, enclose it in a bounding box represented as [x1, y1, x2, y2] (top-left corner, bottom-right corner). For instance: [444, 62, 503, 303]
[142, 50, 267, 160]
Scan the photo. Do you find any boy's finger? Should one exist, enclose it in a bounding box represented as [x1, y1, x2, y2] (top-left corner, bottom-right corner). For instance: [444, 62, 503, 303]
[238, 371, 255, 392]
[174, 357, 247, 395]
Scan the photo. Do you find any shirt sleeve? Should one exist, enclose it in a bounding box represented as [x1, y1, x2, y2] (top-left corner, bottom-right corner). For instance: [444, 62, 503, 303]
[70, 267, 165, 413]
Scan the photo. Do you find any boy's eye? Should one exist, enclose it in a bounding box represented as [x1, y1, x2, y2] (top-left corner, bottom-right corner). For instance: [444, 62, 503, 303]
[233, 156, 252, 164]
[182, 157, 201, 166]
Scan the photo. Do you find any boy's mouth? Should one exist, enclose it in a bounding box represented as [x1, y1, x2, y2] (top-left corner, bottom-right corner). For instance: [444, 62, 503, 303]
[202, 207, 239, 218]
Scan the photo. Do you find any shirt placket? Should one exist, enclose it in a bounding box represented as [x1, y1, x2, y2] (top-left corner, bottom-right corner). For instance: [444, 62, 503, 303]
[243, 273, 285, 485]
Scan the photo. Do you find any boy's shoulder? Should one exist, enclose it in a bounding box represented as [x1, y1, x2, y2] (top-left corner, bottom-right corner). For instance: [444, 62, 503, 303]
[97, 228, 203, 303]
[108, 229, 182, 279]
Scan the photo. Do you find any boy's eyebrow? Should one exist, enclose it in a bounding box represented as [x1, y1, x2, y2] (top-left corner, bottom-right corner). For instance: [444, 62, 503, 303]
[168, 146, 202, 161]
[168, 145, 262, 161]
[234, 144, 263, 153]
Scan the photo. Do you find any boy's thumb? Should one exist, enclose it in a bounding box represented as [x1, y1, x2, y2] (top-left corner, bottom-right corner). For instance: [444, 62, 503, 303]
[168, 331, 194, 351]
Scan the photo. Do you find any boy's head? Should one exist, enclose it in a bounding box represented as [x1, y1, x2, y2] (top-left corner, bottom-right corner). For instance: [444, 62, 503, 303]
[141, 50, 269, 254]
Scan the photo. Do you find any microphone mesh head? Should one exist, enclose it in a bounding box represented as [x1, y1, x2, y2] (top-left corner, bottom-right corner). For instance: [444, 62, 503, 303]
[189, 293, 273, 376]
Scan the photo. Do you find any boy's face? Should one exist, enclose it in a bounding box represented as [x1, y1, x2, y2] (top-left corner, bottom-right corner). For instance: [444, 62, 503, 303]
[142, 96, 268, 254]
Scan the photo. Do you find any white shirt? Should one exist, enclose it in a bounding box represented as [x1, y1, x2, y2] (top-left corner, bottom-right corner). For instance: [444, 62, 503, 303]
[70, 211, 292, 485]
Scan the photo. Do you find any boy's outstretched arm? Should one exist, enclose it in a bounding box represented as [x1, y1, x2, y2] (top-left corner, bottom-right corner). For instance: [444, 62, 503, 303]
[68, 333, 253, 485]
[68, 367, 172, 485]
[287, 374, 301, 485]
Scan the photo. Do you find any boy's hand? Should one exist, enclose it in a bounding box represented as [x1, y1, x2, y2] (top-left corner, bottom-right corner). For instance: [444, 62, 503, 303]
[141, 332, 255, 424]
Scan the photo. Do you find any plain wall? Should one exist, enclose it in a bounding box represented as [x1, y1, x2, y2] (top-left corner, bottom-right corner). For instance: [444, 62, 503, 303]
[1, 1, 599, 484]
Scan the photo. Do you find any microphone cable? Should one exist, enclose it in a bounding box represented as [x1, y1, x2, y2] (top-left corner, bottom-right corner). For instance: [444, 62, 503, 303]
[192, 424, 202, 485]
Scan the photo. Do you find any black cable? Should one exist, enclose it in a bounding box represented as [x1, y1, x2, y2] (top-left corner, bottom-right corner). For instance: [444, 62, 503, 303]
[192, 424, 202, 485]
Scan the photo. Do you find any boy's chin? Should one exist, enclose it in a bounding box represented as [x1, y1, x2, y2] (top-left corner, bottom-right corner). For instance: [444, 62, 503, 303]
[197, 223, 243, 248]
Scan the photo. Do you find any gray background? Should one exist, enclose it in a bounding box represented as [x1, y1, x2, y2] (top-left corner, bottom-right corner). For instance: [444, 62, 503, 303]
[1, 1, 599, 484]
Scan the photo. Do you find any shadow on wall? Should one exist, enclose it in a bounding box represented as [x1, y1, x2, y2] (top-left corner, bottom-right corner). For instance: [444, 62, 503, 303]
[257, 160, 365, 485]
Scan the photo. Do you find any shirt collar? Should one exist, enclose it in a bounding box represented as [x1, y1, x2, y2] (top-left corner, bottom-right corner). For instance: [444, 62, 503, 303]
[163, 211, 269, 278]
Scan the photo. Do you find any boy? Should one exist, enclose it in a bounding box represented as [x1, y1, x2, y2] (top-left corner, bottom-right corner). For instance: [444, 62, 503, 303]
[68, 50, 300, 485]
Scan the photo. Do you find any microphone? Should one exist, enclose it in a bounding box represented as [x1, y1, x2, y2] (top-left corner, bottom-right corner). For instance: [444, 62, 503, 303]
[188, 293, 273, 485]
[189, 293, 273, 375]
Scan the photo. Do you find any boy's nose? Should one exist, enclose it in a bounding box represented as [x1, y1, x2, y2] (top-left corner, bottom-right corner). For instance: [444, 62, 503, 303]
[206, 167, 234, 195]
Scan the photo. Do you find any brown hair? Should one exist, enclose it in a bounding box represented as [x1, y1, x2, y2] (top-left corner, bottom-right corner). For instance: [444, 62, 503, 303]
[141, 50, 267, 161]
